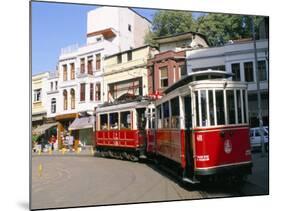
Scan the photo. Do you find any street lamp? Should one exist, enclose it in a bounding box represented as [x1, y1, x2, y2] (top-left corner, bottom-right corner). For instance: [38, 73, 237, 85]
[251, 16, 266, 156]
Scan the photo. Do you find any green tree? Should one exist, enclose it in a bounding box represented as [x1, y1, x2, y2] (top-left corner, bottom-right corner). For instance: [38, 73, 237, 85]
[144, 10, 195, 45]
[145, 10, 265, 47]
[195, 14, 263, 46]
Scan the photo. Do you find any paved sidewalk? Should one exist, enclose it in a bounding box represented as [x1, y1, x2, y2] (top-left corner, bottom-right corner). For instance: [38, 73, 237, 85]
[32, 146, 94, 156]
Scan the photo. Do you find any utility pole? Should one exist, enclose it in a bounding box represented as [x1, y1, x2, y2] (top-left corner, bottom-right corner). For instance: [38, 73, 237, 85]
[251, 16, 266, 156]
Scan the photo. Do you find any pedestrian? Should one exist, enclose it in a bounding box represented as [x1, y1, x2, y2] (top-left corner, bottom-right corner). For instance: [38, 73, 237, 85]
[51, 135, 56, 151]
[68, 135, 74, 151]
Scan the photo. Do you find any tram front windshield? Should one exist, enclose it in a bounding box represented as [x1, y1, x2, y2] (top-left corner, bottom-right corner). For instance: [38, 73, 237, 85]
[193, 88, 248, 128]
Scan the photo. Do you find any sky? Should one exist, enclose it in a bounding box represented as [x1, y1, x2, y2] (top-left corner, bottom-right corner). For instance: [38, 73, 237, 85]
[31, 1, 202, 75]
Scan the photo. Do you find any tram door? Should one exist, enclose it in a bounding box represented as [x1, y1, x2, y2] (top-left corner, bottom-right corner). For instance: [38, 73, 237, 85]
[146, 107, 156, 154]
[184, 96, 194, 175]
[136, 108, 147, 155]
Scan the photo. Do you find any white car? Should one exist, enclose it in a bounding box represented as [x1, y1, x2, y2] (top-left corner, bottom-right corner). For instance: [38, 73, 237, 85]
[250, 127, 269, 151]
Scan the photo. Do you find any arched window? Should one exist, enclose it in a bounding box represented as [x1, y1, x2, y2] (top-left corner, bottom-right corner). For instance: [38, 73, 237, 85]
[63, 90, 68, 110]
[71, 89, 75, 109]
[51, 98, 56, 113]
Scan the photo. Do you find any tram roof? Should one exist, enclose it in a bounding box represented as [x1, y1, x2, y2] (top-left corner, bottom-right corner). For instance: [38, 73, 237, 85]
[96, 100, 151, 113]
[164, 70, 233, 94]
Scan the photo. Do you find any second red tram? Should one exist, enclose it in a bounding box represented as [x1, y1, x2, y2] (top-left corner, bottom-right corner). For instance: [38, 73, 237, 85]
[95, 99, 154, 161]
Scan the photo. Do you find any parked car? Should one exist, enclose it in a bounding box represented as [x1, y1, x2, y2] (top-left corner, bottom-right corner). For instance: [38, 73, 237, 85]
[250, 127, 269, 152]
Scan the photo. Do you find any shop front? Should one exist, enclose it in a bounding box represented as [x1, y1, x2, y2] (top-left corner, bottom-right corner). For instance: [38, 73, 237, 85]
[68, 116, 95, 150]
[55, 113, 78, 149]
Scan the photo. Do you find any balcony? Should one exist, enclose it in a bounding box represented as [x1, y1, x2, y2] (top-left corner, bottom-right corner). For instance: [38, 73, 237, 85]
[76, 67, 95, 78]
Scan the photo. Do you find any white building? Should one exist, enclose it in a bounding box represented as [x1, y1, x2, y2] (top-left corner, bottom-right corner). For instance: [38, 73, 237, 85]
[44, 6, 151, 148]
[185, 39, 269, 126]
[54, 6, 151, 117]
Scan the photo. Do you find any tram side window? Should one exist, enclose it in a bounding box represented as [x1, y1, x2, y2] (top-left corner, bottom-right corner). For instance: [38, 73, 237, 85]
[215, 90, 225, 125]
[157, 105, 162, 128]
[163, 101, 170, 128]
[109, 112, 119, 129]
[208, 90, 215, 126]
[226, 90, 236, 124]
[120, 111, 131, 129]
[236, 90, 242, 124]
[200, 90, 207, 126]
[195, 91, 200, 127]
[171, 97, 180, 128]
[100, 114, 108, 130]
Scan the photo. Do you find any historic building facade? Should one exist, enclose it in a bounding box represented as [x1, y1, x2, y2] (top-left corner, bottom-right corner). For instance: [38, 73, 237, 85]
[36, 6, 151, 148]
[147, 32, 209, 96]
[185, 38, 269, 126]
[103, 45, 158, 102]
[32, 72, 49, 128]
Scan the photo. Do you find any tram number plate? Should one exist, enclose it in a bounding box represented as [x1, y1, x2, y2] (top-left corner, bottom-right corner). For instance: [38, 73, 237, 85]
[196, 155, 210, 161]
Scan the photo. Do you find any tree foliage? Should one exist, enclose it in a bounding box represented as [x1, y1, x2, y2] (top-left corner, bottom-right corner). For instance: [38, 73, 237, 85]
[145, 10, 265, 46]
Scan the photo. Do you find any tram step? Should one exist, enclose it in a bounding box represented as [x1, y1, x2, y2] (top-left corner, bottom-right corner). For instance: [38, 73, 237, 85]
[182, 176, 200, 184]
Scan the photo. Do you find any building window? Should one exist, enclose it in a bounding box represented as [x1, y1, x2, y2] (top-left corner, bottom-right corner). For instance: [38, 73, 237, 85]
[231, 63, 241, 81]
[70, 63, 75, 80]
[117, 54, 122, 64]
[50, 82, 53, 91]
[160, 66, 168, 88]
[128, 24, 131, 31]
[33, 89, 41, 102]
[55, 81, 58, 90]
[180, 64, 187, 76]
[80, 83, 85, 102]
[95, 83, 101, 101]
[127, 51, 132, 61]
[90, 83, 94, 101]
[51, 98, 56, 113]
[80, 58, 85, 74]
[96, 53, 101, 71]
[63, 90, 67, 110]
[258, 60, 267, 81]
[63, 64, 67, 81]
[87, 56, 93, 75]
[96, 37, 102, 42]
[244, 62, 254, 82]
[70, 89, 75, 109]
[193, 65, 226, 72]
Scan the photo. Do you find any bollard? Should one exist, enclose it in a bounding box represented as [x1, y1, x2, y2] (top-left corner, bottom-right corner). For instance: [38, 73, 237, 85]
[38, 149, 41, 156]
[38, 164, 43, 177]
[48, 148, 52, 155]
[90, 148, 94, 156]
[62, 148, 66, 155]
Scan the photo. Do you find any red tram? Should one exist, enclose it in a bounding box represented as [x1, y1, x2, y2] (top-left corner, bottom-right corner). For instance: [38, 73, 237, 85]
[95, 99, 155, 161]
[94, 70, 252, 184]
[155, 70, 252, 183]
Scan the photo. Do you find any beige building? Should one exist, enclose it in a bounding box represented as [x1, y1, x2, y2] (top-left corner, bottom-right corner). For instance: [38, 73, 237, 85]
[103, 45, 158, 102]
[32, 72, 49, 128]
